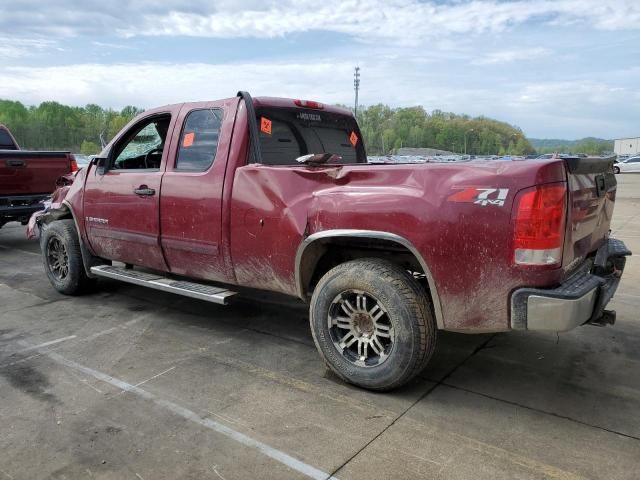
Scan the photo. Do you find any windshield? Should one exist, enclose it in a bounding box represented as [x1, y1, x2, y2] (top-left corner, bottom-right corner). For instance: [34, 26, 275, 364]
[116, 122, 163, 163]
[255, 108, 366, 165]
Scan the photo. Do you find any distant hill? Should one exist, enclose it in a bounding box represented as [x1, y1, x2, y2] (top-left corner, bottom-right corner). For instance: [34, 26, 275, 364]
[529, 137, 613, 155]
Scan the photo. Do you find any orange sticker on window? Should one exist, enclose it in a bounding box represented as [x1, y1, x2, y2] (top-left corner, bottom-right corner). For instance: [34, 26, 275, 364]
[260, 117, 272, 135]
[349, 131, 359, 147]
[183, 132, 195, 147]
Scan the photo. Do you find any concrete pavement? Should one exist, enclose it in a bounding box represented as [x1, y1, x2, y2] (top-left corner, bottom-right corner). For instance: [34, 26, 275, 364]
[1, 174, 639, 479]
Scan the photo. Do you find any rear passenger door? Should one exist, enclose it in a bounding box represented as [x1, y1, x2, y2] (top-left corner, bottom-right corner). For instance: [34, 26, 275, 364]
[159, 100, 235, 283]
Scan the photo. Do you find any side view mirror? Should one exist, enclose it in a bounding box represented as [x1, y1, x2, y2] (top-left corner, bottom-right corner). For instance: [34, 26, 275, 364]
[91, 156, 108, 175]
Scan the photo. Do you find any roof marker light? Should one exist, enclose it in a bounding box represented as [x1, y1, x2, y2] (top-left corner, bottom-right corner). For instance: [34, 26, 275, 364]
[294, 99, 324, 109]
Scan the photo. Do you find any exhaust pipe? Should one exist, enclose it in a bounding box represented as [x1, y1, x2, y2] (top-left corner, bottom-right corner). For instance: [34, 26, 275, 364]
[587, 310, 616, 327]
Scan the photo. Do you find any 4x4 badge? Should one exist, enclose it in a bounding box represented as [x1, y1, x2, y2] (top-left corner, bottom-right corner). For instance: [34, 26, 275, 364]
[447, 187, 509, 207]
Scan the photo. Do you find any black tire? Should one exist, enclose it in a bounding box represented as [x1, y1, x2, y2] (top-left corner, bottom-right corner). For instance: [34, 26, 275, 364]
[309, 258, 437, 391]
[41, 219, 93, 295]
[614, 166, 620, 174]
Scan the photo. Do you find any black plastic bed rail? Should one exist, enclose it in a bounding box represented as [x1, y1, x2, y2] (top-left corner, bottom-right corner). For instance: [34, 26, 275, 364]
[563, 155, 616, 174]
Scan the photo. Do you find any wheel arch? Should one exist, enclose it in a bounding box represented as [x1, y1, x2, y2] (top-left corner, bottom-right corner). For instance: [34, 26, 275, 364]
[295, 229, 444, 328]
[39, 200, 101, 278]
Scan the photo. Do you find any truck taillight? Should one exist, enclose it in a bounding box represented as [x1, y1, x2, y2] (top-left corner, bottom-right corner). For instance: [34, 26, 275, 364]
[70, 158, 79, 172]
[512, 183, 567, 267]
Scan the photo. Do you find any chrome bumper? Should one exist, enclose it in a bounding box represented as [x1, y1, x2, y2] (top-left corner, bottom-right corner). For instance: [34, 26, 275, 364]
[511, 239, 631, 332]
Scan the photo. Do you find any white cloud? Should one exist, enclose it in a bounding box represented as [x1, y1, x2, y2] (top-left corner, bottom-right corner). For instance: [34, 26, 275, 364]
[1, 0, 639, 42]
[0, 59, 635, 138]
[124, 0, 640, 42]
[0, 1, 637, 139]
[472, 47, 551, 65]
[91, 41, 134, 50]
[0, 36, 57, 59]
[0, 61, 356, 109]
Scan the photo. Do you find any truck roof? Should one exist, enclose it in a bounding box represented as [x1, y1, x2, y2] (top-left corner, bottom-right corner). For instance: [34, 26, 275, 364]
[138, 96, 354, 118]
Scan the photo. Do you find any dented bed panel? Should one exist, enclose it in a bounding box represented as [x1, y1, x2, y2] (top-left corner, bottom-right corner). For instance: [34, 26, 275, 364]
[229, 159, 568, 331]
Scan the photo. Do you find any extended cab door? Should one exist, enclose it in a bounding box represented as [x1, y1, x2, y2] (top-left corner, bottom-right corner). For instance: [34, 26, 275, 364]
[159, 100, 237, 283]
[83, 112, 175, 270]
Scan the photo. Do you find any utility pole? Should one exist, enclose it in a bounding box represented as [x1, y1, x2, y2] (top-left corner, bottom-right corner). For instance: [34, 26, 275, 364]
[464, 128, 474, 155]
[354, 66, 360, 118]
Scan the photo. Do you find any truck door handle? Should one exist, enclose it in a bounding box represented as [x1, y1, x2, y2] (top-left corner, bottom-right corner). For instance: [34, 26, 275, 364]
[134, 186, 156, 196]
[6, 159, 26, 167]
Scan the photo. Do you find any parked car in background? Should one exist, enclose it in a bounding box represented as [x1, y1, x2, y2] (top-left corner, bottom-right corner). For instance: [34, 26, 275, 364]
[0, 124, 78, 228]
[614, 156, 640, 174]
[72, 154, 92, 168]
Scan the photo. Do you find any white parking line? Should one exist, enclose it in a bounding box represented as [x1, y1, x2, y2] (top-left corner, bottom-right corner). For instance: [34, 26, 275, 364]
[16, 335, 77, 353]
[20, 342, 337, 480]
[0, 244, 41, 257]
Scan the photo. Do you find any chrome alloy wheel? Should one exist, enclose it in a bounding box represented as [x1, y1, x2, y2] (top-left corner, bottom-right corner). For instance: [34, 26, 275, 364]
[46, 237, 69, 280]
[327, 290, 395, 367]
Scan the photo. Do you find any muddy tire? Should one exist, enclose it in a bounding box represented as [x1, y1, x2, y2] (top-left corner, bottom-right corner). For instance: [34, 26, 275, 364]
[41, 219, 93, 295]
[310, 258, 436, 391]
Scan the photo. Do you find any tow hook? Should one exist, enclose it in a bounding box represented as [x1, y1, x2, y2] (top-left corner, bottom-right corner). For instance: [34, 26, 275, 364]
[587, 310, 616, 327]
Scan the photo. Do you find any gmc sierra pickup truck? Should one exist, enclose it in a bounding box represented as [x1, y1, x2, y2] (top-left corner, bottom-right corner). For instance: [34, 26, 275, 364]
[33, 92, 630, 391]
[0, 124, 77, 228]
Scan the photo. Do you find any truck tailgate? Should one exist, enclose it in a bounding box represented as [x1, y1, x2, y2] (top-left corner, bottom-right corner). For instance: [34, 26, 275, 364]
[563, 156, 617, 270]
[0, 151, 72, 195]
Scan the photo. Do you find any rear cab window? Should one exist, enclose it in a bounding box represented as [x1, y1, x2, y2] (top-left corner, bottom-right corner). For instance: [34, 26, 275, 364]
[0, 128, 17, 150]
[254, 107, 366, 165]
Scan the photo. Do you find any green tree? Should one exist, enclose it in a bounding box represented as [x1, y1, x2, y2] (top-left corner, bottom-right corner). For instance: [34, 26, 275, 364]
[80, 140, 100, 155]
[1, 98, 538, 156]
[0, 99, 143, 152]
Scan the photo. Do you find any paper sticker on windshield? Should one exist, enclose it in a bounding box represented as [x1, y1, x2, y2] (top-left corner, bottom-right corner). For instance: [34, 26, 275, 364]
[447, 187, 509, 207]
[260, 117, 272, 135]
[349, 131, 359, 147]
[182, 132, 195, 147]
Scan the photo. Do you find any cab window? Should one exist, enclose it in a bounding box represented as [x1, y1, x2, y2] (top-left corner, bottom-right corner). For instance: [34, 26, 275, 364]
[0, 129, 17, 150]
[254, 108, 366, 165]
[176, 109, 223, 171]
[112, 115, 171, 170]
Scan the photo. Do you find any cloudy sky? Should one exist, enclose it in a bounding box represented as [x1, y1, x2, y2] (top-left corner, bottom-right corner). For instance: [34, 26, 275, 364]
[0, 0, 638, 139]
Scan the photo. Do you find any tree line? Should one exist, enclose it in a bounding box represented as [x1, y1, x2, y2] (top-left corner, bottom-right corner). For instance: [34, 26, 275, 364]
[530, 137, 613, 155]
[0, 99, 142, 155]
[0, 98, 538, 156]
[357, 104, 535, 155]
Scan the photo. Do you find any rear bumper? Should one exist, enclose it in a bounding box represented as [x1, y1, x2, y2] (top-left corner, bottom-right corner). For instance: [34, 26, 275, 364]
[511, 238, 631, 332]
[0, 194, 49, 220]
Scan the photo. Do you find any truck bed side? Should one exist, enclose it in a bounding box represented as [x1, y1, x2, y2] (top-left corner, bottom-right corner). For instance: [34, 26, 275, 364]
[228, 158, 577, 332]
[0, 150, 74, 196]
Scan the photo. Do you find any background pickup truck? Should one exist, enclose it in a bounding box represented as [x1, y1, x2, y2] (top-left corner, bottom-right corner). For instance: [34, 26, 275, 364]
[33, 92, 630, 391]
[0, 124, 77, 228]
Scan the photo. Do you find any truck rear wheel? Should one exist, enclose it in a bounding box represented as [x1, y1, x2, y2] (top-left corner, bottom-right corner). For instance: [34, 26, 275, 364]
[41, 219, 93, 295]
[309, 258, 436, 391]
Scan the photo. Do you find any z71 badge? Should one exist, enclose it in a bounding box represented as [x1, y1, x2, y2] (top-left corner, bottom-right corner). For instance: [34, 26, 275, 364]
[447, 187, 509, 207]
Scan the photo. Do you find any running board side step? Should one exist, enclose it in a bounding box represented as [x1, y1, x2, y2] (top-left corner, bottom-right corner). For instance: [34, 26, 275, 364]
[90, 265, 237, 305]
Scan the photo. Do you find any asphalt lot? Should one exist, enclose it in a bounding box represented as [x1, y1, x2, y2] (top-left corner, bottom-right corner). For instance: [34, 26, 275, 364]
[1, 175, 640, 480]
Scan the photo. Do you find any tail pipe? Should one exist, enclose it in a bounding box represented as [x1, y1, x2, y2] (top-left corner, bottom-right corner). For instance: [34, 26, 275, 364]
[587, 309, 616, 327]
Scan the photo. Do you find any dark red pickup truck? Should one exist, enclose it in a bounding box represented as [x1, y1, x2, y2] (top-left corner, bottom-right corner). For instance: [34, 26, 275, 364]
[33, 92, 630, 390]
[0, 124, 77, 228]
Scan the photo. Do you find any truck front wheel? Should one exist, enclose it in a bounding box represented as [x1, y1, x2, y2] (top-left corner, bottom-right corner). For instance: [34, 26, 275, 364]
[309, 258, 436, 391]
[41, 219, 93, 295]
